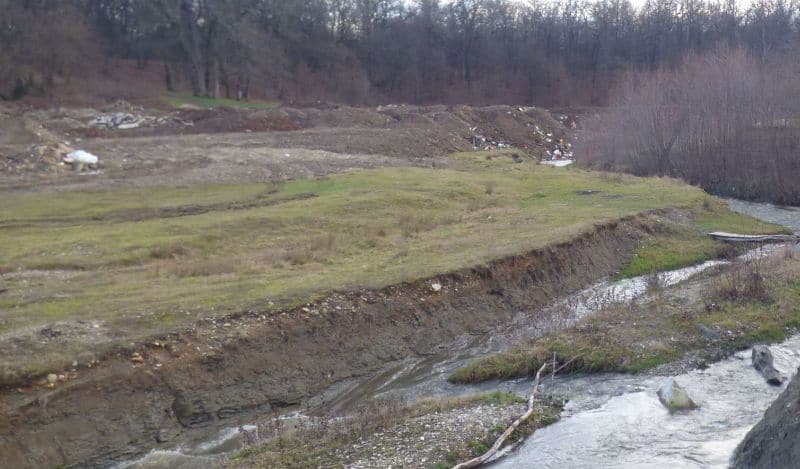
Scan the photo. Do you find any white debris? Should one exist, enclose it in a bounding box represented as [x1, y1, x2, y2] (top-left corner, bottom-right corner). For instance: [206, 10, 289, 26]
[431, 283, 442, 292]
[64, 150, 99, 165]
[90, 112, 147, 129]
[542, 159, 574, 167]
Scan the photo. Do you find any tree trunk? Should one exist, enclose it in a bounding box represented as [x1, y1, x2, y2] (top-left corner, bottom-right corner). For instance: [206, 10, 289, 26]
[179, 0, 207, 96]
[164, 63, 175, 92]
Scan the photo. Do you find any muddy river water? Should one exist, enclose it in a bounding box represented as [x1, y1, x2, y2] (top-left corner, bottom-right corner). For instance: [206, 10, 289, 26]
[121, 199, 800, 468]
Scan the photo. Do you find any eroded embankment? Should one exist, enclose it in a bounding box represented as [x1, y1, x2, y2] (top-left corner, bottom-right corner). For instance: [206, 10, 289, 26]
[0, 214, 658, 468]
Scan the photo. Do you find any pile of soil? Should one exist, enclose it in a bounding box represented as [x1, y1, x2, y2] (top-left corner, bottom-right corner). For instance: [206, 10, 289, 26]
[0, 103, 575, 190]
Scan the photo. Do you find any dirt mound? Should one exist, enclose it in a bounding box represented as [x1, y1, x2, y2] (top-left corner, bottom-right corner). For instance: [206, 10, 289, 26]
[0, 143, 72, 175]
[0, 103, 574, 184]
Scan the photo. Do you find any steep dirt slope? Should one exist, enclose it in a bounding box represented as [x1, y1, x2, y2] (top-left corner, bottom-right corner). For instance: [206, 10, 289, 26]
[0, 216, 647, 468]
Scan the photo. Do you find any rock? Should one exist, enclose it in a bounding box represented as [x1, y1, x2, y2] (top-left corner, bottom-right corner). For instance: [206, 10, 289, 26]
[752, 345, 786, 386]
[697, 323, 720, 340]
[155, 427, 180, 444]
[131, 352, 144, 363]
[46, 373, 58, 385]
[430, 283, 442, 292]
[733, 367, 800, 468]
[657, 377, 698, 411]
[171, 392, 213, 428]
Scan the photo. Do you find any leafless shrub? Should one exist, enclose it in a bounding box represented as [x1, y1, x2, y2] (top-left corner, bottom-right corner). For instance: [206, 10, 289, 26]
[715, 257, 769, 302]
[398, 213, 439, 238]
[645, 270, 663, 293]
[580, 47, 800, 204]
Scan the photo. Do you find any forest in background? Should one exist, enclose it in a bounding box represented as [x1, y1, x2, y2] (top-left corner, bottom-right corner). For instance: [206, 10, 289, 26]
[3, 0, 800, 203]
[1, 0, 799, 106]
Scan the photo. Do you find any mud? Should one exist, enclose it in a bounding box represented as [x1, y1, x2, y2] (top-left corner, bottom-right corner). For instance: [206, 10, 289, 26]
[0, 214, 650, 468]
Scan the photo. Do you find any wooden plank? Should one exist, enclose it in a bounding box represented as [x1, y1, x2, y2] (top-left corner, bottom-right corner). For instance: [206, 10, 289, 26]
[708, 231, 800, 243]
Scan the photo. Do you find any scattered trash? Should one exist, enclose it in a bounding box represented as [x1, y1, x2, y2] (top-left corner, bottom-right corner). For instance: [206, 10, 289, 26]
[89, 112, 192, 130]
[91, 112, 148, 130]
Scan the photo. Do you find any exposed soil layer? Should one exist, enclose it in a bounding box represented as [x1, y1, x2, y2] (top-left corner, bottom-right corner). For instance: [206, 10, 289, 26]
[0, 214, 650, 468]
[732, 366, 800, 468]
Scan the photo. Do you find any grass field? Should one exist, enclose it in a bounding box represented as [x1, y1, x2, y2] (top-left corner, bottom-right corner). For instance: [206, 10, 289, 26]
[0, 151, 783, 379]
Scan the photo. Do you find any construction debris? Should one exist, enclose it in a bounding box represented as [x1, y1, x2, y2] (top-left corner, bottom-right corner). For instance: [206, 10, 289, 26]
[90, 112, 193, 130]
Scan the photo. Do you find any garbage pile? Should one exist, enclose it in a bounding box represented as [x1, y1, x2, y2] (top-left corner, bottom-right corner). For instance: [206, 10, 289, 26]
[555, 113, 578, 129]
[90, 112, 151, 130]
[544, 140, 574, 161]
[469, 126, 511, 150]
[89, 112, 193, 130]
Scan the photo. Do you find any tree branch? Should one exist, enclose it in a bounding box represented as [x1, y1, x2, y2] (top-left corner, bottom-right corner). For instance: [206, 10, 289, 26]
[451, 354, 581, 469]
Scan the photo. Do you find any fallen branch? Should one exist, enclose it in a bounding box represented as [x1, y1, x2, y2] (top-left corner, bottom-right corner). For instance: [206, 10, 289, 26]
[452, 355, 581, 469]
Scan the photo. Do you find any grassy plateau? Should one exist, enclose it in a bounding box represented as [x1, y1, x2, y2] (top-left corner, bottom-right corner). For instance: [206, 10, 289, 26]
[0, 151, 784, 380]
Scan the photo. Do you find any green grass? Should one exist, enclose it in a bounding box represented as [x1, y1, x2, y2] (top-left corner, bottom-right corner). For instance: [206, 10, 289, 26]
[449, 255, 800, 384]
[616, 200, 787, 279]
[163, 93, 278, 110]
[0, 152, 770, 380]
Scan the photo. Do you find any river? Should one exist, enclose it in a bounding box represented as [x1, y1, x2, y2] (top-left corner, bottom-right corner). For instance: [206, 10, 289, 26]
[120, 199, 800, 468]
[493, 198, 800, 468]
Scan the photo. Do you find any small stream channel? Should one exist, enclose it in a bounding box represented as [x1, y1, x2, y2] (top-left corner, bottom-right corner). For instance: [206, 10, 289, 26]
[122, 199, 800, 468]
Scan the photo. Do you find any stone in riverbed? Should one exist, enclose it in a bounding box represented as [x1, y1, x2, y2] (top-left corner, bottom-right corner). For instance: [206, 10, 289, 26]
[657, 377, 698, 411]
[752, 345, 786, 386]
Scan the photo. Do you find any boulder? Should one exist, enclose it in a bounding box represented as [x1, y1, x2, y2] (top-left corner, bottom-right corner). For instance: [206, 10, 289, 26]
[657, 377, 698, 411]
[733, 368, 800, 468]
[752, 345, 786, 386]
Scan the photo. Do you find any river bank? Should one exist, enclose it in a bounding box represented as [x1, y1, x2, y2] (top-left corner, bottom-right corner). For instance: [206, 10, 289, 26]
[205, 199, 798, 469]
[2, 143, 791, 468]
[6, 133, 781, 468]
